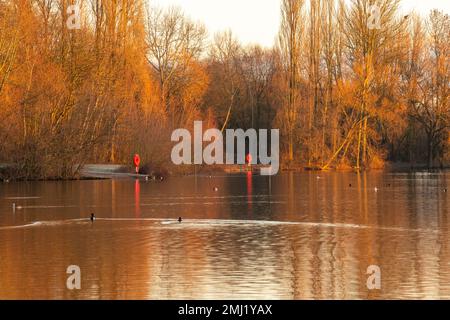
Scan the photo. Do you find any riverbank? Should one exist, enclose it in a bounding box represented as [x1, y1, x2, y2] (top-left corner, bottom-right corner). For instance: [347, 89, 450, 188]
[1, 162, 449, 182]
[284, 162, 449, 172]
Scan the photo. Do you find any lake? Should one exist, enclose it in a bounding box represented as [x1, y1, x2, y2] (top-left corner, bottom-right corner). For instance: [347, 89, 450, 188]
[0, 171, 449, 299]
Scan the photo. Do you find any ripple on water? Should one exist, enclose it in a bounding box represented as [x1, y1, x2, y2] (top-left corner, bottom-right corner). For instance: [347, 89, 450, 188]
[1, 216, 448, 299]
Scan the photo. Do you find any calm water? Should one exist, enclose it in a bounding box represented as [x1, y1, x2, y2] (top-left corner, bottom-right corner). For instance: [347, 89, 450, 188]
[0, 171, 449, 300]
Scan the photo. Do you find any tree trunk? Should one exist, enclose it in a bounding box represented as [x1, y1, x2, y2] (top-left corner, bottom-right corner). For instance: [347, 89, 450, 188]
[289, 132, 294, 162]
[362, 117, 368, 167]
[356, 121, 362, 170]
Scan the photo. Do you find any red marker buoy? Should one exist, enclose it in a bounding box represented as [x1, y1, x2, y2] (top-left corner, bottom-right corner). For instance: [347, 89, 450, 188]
[246, 153, 252, 167]
[134, 154, 141, 174]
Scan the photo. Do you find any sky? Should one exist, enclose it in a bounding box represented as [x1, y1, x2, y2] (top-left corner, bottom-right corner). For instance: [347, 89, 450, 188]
[150, 0, 450, 47]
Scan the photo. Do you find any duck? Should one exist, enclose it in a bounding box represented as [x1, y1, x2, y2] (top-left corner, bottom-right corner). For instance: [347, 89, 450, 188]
[90, 213, 96, 222]
[178, 217, 182, 223]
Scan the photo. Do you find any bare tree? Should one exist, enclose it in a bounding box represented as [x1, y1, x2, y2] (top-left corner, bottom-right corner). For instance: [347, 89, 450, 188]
[146, 5, 207, 128]
[279, 0, 305, 163]
[408, 10, 449, 168]
[340, 0, 407, 169]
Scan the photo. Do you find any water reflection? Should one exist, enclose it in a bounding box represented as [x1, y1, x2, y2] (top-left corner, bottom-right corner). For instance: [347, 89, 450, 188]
[135, 180, 140, 218]
[247, 172, 253, 215]
[0, 171, 449, 299]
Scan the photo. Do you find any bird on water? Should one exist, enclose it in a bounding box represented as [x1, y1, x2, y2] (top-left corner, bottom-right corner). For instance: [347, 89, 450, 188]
[178, 217, 182, 223]
[90, 213, 96, 222]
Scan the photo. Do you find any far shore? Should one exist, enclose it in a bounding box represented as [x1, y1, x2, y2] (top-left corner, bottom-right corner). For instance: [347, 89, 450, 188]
[1, 162, 449, 182]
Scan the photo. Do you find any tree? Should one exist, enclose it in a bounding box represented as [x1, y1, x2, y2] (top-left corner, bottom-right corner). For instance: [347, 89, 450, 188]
[206, 31, 243, 132]
[407, 10, 449, 168]
[146, 6, 207, 129]
[278, 0, 305, 163]
[339, 0, 407, 169]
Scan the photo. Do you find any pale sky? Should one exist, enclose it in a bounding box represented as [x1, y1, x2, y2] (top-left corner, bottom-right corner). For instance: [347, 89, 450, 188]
[150, 0, 450, 47]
